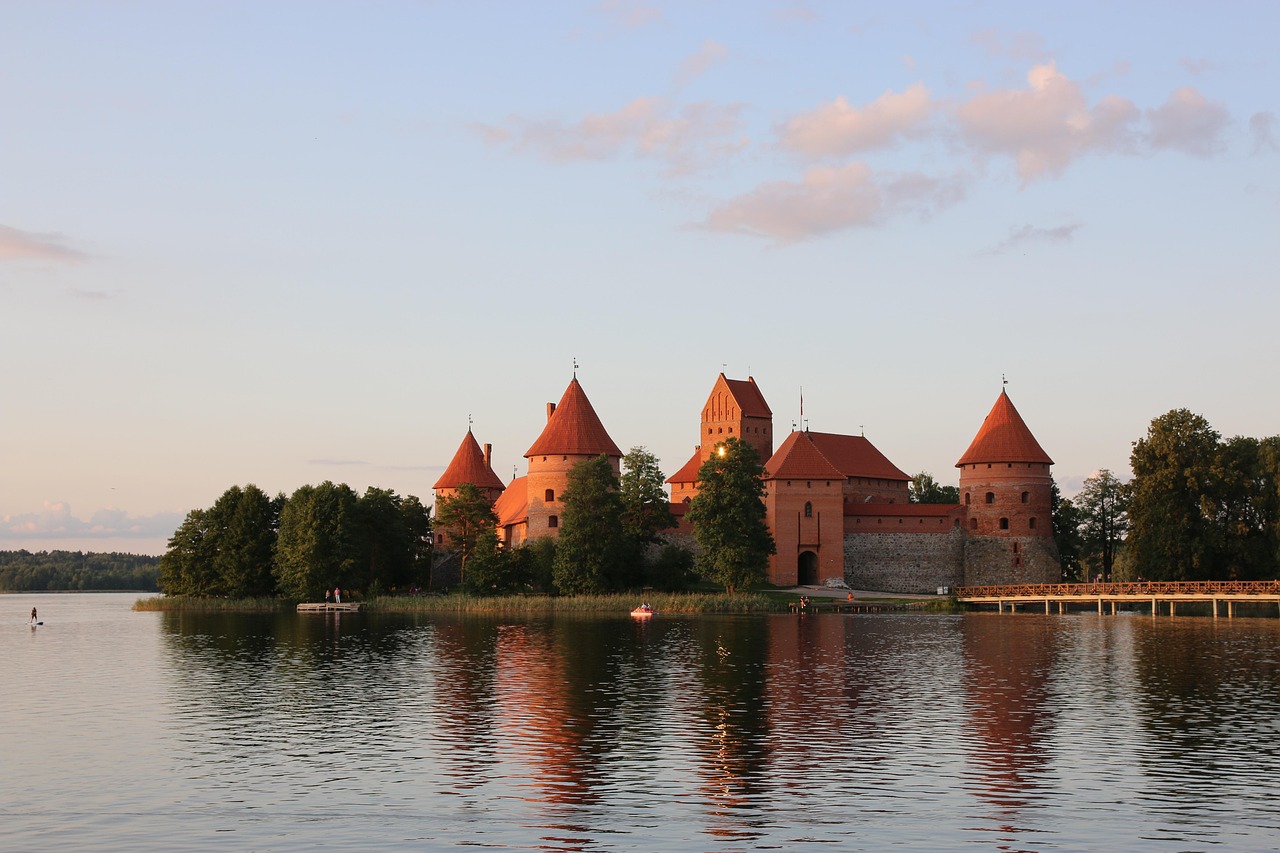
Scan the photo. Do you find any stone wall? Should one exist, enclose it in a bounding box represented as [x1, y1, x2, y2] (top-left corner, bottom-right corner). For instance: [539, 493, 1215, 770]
[963, 536, 1061, 586]
[844, 528, 966, 594]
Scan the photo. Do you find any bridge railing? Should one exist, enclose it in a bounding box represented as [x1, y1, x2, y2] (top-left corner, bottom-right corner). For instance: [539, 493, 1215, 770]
[954, 580, 1280, 598]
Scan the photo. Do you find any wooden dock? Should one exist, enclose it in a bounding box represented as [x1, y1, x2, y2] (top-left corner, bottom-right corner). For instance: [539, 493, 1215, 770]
[296, 602, 365, 613]
[955, 580, 1280, 617]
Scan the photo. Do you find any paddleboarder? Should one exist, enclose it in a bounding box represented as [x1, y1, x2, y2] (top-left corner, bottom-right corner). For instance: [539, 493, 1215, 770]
[30, 606, 37, 625]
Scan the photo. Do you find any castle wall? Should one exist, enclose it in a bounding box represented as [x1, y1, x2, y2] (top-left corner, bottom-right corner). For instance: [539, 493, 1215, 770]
[844, 528, 966, 594]
[963, 536, 1061, 586]
[766, 478, 844, 586]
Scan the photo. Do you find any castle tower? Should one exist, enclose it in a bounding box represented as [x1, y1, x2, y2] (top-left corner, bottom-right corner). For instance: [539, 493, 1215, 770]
[763, 431, 845, 586]
[668, 374, 773, 506]
[524, 377, 622, 540]
[956, 390, 1060, 584]
[433, 429, 506, 505]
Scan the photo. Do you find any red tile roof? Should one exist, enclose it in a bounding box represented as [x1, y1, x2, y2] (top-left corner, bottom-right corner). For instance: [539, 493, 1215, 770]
[805, 431, 910, 481]
[844, 503, 962, 517]
[494, 476, 528, 527]
[765, 430, 844, 480]
[722, 375, 772, 417]
[525, 378, 623, 458]
[433, 430, 506, 491]
[665, 449, 702, 485]
[955, 390, 1054, 467]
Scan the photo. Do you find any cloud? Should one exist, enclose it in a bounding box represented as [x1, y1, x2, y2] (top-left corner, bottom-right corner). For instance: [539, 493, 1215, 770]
[1145, 87, 1230, 156]
[0, 224, 87, 262]
[0, 501, 183, 542]
[594, 0, 663, 29]
[971, 29, 1051, 63]
[1251, 111, 1279, 154]
[477, 96, 748, 176]
[954, 63, 1138, 182]
[773, 2, 819, 23]
[701, 163, 965, 242]
[986, 222, 1083, 255]
[674, 40, 727, 89]
[1179, 57, 1216, 75]
[778, 84, 932, 159]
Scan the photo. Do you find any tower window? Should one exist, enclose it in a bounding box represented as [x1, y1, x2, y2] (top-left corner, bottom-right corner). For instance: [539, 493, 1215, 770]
[548, 515, 558, 528]
[985, 492, 995, 504]
[1013, 542, 1019, 554]
[804, 501, 812, 518]
[964, 492, 971, 505]
[1021, 491, 1029, 504]
[545, 489, 555, 502]
[970, 518, 978, 530]
[1029, 517, 1037, 530]
[728, 427, 733, 433]
[999, 517, 1009, 530]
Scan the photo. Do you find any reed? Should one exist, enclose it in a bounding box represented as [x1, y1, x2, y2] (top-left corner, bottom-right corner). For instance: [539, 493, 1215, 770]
[132, 596, 292, 612]
[367, 591, 781, 615]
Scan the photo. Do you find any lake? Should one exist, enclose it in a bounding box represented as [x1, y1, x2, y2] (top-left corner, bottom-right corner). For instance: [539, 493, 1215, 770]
[4, 593, 1280, 851]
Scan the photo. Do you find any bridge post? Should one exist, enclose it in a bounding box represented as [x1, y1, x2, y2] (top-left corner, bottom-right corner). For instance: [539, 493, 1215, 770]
[1171, 601, 1176, 617]
[1151, 597, 1157, 617]
[1229, 600, 1234, 619]
[1213, 599, 1218, 619]
[1045, 599, 1050, 614]
[1110, 600, 1116, 616]
[1097, 598, 1102, 615]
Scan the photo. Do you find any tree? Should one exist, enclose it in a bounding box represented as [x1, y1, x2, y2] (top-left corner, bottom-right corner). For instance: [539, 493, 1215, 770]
[686, 438, 775, 593]
[1074, 470, 1129, 581]
[1128, 410, 1221, 580]
[909, 472, 960, 504]
[553, 455, 630, 594]
[620, 447, 678, 544]
[432, 482, 499, 586]
[159, 508, 218, 596]
[1050, 482, 1084, 582]
[158, 484, 281, 597]
[274, 481, 363, 600]
[356, 487, 432, 594]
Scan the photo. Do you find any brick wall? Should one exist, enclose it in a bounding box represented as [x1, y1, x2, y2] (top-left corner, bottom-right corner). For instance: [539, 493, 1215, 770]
[843, 528, 966, 593]
[963, 535, 1061, 585]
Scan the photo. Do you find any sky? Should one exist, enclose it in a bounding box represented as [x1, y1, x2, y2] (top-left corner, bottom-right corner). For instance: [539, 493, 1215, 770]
[3, 1, 1277, 556]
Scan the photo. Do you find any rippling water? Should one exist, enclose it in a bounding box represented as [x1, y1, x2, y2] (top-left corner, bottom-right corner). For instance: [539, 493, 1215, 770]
[4, 593, 1280, 851]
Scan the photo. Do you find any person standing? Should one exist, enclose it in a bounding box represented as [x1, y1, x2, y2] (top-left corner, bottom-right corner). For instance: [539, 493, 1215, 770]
[334, 588, 342, 604]
[30, 606, 38, 625]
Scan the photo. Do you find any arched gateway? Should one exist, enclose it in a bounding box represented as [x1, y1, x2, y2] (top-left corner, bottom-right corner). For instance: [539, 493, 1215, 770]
[798, 550, 819, 586]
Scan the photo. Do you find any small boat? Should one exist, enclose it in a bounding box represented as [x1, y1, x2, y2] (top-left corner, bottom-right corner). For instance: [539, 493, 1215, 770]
[631, 605, 656, 618]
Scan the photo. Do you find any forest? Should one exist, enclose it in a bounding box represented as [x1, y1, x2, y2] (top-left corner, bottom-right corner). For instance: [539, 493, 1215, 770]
[0, 550, 161, 591]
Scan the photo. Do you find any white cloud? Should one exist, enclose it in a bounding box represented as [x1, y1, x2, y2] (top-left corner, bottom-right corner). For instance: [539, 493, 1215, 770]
[702, 163, 965, 243]
[1251, 111, 1279, 154]
[1, 501, 182, 542]
[954, 63, 1138, 182]
[1146, 87, 1230, 156]
[674, 40, 728, 89]
[986, 222, 1083, 255]
[0, 224, 87, 262]
[778, 84, 932, 159]
[477, 96, 748, 176]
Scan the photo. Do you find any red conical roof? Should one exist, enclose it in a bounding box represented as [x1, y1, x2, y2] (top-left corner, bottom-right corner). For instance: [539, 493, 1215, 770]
[956, 390, 1054, 467]
[525, 378, 622, 458]
[433, 430, 506, 491]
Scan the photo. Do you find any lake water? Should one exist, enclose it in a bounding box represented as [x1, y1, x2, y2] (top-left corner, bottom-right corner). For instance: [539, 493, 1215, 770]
[4, 593, 1280, 852]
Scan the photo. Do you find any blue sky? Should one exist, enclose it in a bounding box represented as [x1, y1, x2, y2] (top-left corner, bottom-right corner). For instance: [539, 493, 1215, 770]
[3, 1, 1276, 555]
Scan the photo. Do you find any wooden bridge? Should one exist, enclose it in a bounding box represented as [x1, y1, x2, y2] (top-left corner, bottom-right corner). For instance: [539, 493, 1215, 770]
[954, 580, 1280, 617]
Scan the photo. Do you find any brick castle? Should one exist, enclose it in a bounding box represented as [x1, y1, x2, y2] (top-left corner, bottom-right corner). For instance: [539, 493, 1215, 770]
[433, 374, 1061, 593]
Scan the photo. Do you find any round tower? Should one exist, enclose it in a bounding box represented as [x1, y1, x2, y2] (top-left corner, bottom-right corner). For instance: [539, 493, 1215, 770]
[956, 389, 1059, 584]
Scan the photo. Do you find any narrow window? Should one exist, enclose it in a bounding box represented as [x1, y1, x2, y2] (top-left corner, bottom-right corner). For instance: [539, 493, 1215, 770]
[985, 492, 995, 504]
[728, 427, 733, 433]
[804, 501, 812, 517]
[970, 518, 978, 530]
[999, 517, 1009, 530]
[545, 488, 555, 502]
[1013, 542, 1019, 554]
[1029, 517, 1037, 530]
[548, 515, 558, 528]
[965, 492, 971, 505]
[1021, 491, 1029, 504]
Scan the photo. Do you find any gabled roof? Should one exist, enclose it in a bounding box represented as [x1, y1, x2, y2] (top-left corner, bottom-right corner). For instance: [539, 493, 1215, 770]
[665, 449, 702, 485]
[955, 390, 1054, 467]
[720, 374, 772, 418]
[494, 476, 528, 527]
[806, 431, 910, 481]
[433, 430, 506, 491]
[765, 430, 844, 480]
[525, 378, 623, 458]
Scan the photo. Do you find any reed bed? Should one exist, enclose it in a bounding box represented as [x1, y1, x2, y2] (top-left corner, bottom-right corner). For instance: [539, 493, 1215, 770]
[367, 591, 781, 615]
[132, 596, 292, 612]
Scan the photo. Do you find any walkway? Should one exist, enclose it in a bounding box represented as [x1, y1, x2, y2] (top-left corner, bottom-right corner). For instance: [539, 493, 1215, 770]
[955, 580, 1280, 617]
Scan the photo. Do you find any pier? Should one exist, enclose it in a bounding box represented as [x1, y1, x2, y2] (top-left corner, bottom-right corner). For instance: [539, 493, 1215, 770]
[955, 580, 1280, 617]
[297, 602, 365, 613]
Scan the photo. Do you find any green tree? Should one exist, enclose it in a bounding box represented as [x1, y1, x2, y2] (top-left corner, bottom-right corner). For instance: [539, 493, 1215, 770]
[1074, 470, 1129, 581]
[1050, 482, 1084, 582]
[552, 455, 630, 594]
[1128, 410, 1221, 580]
[274, 481, 362, 599]
[212, 484, 282, 597]
[620, 447, 678, 544]
[433, 482, 499, 586]
[909, 471, 960, 504]
[159, 508, 218, 596]
[1207, 436, 1280, 579]
[687, 438, 775, 593]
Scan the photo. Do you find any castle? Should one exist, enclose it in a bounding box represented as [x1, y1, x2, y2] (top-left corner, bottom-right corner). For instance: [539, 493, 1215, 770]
[433, 374, 1061, 593]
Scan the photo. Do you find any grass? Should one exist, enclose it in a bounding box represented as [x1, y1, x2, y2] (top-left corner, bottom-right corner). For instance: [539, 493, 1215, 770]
[132, 596, 293, 612]
[366, 591, 780, 615]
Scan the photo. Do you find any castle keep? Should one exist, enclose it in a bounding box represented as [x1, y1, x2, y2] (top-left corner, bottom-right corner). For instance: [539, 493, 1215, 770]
[433, 374, 1061, 593]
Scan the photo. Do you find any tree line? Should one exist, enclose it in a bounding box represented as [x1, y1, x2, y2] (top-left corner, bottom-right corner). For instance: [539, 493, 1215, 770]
[1053, 409, 1280, 582]
[159, 483, 431, 599]
[0, 550, 161, 591]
